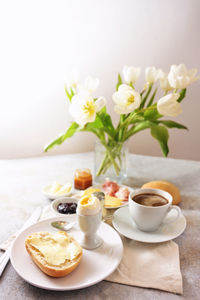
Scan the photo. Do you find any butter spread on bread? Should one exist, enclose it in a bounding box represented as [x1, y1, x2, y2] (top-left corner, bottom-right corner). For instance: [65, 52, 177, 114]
[25, 231, 82, 277]
[27, 231, 81, 265]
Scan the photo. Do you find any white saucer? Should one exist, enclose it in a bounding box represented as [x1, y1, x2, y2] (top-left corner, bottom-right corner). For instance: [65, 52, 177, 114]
[112, 206, 186, 243]
[10, 216, 123, 291]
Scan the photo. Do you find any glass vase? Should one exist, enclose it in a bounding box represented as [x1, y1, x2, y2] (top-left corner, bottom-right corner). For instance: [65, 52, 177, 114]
[94, 139, 128, 184]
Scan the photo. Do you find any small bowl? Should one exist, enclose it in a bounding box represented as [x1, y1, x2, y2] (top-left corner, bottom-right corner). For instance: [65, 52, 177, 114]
[51, 197, 79, 216]
[43, 184, 73, 200]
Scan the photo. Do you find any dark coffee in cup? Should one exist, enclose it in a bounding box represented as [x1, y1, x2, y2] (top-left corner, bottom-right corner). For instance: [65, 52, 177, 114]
[129, 189, 180, 232]
[132, 193, 168, 207]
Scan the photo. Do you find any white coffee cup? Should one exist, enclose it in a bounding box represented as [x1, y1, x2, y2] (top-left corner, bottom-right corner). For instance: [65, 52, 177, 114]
[129, 188, 181, 232]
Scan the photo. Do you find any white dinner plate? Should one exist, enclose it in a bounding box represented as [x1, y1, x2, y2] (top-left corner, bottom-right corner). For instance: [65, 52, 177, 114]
[10, 216, 123, 291]
[112, 206, 186, 243]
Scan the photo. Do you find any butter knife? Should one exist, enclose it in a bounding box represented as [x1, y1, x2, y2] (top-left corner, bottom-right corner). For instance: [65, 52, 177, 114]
[0, 206, 42, 277]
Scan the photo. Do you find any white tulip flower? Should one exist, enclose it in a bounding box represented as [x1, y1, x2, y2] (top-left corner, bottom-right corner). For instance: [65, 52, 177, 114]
[168, 64, 200, 89]
[83, 76, 99, 93]
[65, 69, 79, 89]
[112, 84, 141, 114]
[77, 76, 99, 93]
[122, 65, 141, 84]
[69, 91, 106, 126]
[145, 66, 162, 84]
[159, 71, 173, 92]
[157, 93, 182, 117]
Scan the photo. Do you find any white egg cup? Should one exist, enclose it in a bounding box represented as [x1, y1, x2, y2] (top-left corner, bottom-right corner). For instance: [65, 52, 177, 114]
[78, 209, 103, 250]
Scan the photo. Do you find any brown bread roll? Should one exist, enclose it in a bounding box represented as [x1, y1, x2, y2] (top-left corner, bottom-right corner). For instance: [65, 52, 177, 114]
[141, 180, 181, 205]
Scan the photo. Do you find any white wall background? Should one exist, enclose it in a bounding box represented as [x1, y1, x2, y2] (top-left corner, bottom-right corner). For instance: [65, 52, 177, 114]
[0, 0, 199, 160]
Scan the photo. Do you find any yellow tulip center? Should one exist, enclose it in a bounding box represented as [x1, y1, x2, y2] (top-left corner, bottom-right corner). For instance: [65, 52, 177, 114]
[83, 100, 95, 116]
[127, 94, 135, 106]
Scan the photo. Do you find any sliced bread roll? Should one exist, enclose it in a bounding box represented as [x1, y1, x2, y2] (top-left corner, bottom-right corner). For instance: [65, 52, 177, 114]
[25, 231, 82, 277]
[141, 180, 181, 205]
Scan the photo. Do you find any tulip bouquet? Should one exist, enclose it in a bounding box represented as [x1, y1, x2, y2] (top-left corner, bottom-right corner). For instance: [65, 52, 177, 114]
[44, 64, 199, 180]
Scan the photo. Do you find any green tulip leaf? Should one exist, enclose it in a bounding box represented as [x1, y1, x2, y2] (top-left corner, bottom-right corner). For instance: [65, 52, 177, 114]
[97, 109, 115, 134]
[177, 88, 186, 103]
[64, 86, 73, 102]
[140, 84, 153, 108]
[158, 120, 188, 130]
[70, 87, 75, 97]
[147, 88, 157, 107]
[99, 105, 106, 114]
[116, 73, 122, 91]
[144, 106, 162, 120]
[125, 120, 151, 140]
[84, 115, 104, 130]
[129, 117, 145, 124]
[150, 124, 169, 156]
[44, 122, 79, 152]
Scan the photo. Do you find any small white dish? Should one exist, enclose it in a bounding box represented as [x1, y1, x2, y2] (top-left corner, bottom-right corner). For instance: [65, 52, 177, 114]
[51, 197, 79, 216]
[10, 216, 123, 291]
[43, 184, 73, 200]
[112, 206, 186, 243]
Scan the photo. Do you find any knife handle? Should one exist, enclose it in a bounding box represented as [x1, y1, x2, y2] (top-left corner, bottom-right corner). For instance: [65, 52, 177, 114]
[0, 247, 11, 277]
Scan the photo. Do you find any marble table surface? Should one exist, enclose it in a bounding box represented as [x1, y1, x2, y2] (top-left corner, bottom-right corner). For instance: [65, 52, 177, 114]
[0, 153, 199, 300]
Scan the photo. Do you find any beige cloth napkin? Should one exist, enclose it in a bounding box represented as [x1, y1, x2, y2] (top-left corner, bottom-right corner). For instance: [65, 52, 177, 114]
[1, 205, 183, 294]
[106, 236, 183, 294]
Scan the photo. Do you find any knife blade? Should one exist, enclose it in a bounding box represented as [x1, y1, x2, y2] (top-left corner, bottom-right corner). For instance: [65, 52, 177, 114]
[0, 206, 42, 277]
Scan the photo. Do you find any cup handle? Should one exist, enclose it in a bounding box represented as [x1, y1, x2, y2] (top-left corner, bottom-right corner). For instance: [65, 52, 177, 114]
[162, 205, 181, 224]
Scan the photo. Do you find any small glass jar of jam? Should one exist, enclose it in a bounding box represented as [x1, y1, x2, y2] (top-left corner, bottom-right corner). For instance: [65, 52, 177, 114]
[74, 169, 93, 190]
